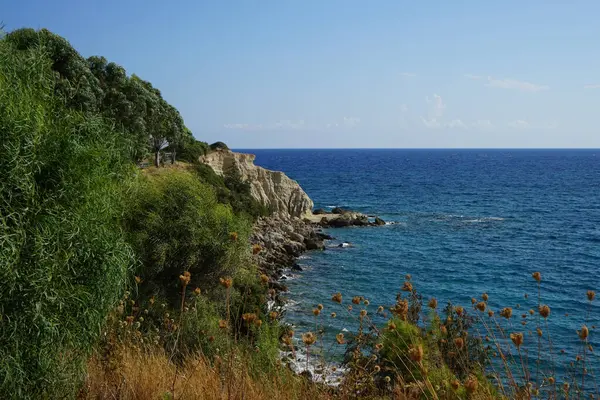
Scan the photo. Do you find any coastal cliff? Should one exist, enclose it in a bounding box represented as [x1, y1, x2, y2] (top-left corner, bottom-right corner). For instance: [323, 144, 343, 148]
[200, 149, 313, 219]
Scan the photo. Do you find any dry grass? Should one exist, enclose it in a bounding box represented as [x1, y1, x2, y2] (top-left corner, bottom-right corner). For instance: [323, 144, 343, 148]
[80, 347, 332, 400]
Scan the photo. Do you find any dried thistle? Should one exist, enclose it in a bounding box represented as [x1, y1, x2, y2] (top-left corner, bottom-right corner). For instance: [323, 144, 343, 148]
[331, 292, 342, 303]
[179, 271, 191, 286]
[260, 274, 269, 284]
[393, 299, 409, 320]
[335, 333, 345, 345]
[465, 375, 478, 394]
[331, 312, 337, 318]
[510, 332, 524, 347]
[488, 310, 494, 317]
[377, 305, 384, 313]
[360, 309, 367, 317]
[428, 298, 438, 309]
[539, 305, 550, 319]
[194, 287, 201, 296]
[218, 319, 228, 329]
[352, 296, 361, 305]
[269, 311, 278, 320]
[579, 325, 589, 340]
[454, 337, 464, 349]
[408, 344, 424, 362]
[229, 231, 238, 241]
[312, 308, 321, 316]
[242, 313, 257, 323]
[476, 302, 486, 312]
[500, 307, 513, 319]
[482, 293, 489, 301]
[219, 277, 233, 289]
[317, 303, 324, 311]
[455, 306, 464, 316]
[532, 271, 541, 282]
[302, 332, 316, 346]
[587, 290, 596, 302]
[402, 281, 413, 292]
[252, 243, 262, 254]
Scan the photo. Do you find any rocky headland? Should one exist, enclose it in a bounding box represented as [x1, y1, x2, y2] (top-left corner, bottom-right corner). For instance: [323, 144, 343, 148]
[200, 149, 385, 285]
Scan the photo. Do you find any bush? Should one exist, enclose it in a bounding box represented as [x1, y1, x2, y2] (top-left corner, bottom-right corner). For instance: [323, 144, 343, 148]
[209, 141, 229, 151]
[0, 38, 134, 398]
[123, 168, 252, 304]
[193, 164, 269, 219]
[177, 138, 209, 163]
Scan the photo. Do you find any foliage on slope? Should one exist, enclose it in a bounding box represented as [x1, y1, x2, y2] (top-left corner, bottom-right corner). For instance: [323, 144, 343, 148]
[4, 28, 208, 165]
[0, 34, 135, 398]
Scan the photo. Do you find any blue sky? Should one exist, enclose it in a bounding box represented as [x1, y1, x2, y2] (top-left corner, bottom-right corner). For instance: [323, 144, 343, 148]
[4, 1, 600, 148]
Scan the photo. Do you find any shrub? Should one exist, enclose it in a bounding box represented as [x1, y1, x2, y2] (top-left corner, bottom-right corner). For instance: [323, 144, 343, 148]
[123, 168, 252, 304]
[193, 163, 269, 219]
[0, 38, 133, 398]
[209, 141, 229, 151]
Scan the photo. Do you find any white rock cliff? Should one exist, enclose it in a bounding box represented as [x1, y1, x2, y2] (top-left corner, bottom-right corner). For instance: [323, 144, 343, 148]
[200, 150, 314, 219]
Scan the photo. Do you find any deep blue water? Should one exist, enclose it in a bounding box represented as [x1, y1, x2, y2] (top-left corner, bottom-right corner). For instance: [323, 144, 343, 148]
[241, 149, 600, 374]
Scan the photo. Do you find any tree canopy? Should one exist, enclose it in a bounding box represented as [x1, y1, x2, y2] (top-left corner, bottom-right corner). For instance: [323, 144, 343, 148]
[5, 28, 206, 165]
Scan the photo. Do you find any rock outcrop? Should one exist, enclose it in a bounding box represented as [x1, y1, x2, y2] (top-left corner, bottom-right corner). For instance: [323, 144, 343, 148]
[251, 217, 327, 282]
[200, 149, 313, 219]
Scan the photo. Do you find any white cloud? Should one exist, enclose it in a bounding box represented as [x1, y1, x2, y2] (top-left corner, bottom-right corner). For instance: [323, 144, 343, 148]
[223, 123, 255, 129]
[343, 117, 361, 127]
[584, 84, 600, 89]
[224, 120, 306, 131]
[400, 104, 409, 113]
[223, 117, 361, 131]
[464, 74, 483, 80]
[447, 119, 467, 129]
[507, 120, 530, 129]
[421, 117, 441, 128]
[485, 76, 549, 92]
[421, 95, 468, 129]
[472, 119, 494, 129]
[426, 94, 446, 119]
[400, 72, 417, 77]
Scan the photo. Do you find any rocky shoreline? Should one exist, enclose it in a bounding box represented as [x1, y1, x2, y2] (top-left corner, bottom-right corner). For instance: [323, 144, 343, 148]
[251, 209, 385, 292]
[198, 148, 386, 292]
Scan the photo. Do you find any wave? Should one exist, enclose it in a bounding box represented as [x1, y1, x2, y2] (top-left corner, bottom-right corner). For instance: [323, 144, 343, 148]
[280, 349, 345, 386]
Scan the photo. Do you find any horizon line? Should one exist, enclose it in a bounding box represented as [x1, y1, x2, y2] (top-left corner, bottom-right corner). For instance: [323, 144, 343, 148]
[232, 147, 600, 151]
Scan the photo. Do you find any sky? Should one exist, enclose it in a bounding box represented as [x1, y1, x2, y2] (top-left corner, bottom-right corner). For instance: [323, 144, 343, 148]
[3, 1, 600, 148]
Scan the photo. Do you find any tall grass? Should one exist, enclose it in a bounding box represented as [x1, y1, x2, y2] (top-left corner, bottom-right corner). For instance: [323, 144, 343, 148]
[290, 274, 597, 399]
[0, 37, 134, 398]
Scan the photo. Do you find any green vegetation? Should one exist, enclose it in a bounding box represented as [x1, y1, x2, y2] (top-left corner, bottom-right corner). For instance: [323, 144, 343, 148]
[0, 35, 134, 397]
[0, 28, 269, 399]
[194, 163, 269, 219]
[123, 168, 251, 303]
[4, 27, 208, 166]
[3, 26, 597, 400]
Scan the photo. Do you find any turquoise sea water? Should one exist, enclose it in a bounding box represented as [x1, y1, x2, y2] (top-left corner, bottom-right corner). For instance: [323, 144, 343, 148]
[242, 149, 600, 375]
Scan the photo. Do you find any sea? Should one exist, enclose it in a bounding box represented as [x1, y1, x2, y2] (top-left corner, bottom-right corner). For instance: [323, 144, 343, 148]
[240, 149, 600, 380]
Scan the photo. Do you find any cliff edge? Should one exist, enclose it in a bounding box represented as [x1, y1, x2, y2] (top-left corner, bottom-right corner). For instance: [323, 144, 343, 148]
[200, 149, 314, 219]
